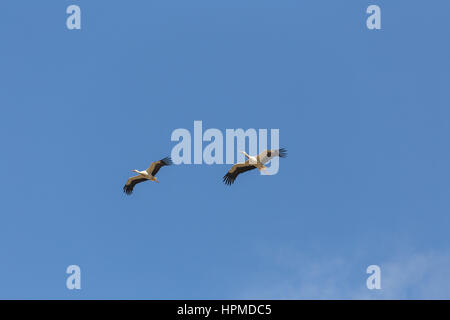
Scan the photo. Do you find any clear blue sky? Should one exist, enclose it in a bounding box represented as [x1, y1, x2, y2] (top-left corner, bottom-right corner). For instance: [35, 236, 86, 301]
[0, 0, 449, 299]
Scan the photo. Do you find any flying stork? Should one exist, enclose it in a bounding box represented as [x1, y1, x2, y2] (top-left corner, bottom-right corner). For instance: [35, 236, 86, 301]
[223, 148, 287, 185]
[123, 157, 172, 195]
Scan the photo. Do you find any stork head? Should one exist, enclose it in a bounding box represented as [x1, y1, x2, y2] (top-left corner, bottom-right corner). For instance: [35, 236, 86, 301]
[132, 169, 139, 174]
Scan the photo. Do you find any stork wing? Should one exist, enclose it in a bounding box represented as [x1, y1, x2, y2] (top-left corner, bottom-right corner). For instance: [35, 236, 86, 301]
[146, 157, 173, 176]
[123, 175, 148, 195]
[223, 162, 257, 185]
[258, 148, 287, 165]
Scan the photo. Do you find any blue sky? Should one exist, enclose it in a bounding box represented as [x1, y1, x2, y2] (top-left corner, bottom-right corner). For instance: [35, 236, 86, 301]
[0, 0, 449, 299]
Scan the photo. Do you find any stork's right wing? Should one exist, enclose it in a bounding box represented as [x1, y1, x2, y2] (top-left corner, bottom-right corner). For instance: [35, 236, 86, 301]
[258, 148, 287, 164]
[146, 157, 173, 176]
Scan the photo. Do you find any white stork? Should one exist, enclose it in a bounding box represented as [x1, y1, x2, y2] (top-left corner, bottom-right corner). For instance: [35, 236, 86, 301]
[223, 148, 287, 185]
[123, 157, 172, 195]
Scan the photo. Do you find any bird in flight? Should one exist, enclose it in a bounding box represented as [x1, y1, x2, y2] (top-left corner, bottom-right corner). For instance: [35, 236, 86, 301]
[223, 148, 287, 185]
[123, 157, 172, 195]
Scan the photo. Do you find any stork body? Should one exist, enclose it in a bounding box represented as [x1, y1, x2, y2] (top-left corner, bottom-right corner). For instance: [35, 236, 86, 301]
[241, 151, 267, 171]
[131, 169, 158, 182]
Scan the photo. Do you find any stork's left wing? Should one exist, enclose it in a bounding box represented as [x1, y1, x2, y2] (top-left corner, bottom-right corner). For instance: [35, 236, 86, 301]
[223, 161, 257, 185]
[258, 148, 287, 165]
[123, 175, 148, 195]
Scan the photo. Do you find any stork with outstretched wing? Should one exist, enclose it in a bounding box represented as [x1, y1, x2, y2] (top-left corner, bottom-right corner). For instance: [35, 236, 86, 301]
[123, 157, 172, 195]
[223, 148, 287, 185]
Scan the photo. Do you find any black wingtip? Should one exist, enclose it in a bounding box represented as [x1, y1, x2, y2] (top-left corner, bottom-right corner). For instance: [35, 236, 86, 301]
[123, 185, 133, 195]
[161, 156, 173, 166]
[278, 148, 287, 158]
[223, 173, 234, 186]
